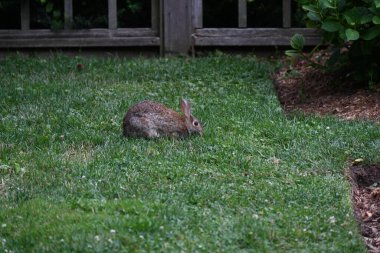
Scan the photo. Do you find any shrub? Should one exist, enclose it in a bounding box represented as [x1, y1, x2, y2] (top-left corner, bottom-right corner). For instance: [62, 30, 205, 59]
[287, 0, 380, 87]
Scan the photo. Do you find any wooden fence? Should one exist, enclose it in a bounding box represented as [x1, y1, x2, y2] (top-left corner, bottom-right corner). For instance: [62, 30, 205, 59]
[191, 0, 321, 52]
[0, 0, 322, 55]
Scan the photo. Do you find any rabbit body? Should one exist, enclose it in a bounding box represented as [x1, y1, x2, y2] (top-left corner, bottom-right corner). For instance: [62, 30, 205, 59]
[122, 99, 202, 138]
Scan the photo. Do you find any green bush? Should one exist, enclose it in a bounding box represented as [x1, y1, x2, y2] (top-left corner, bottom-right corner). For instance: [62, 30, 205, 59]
[287, 0, 380, 87]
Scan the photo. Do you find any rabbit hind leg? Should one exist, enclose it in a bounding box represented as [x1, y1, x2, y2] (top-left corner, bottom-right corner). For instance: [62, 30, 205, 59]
[130, 116, 160, 138]
[145, 129, 160, 138]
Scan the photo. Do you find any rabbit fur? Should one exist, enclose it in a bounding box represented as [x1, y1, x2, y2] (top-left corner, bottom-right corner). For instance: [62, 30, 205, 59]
[122, 99, 203, 138]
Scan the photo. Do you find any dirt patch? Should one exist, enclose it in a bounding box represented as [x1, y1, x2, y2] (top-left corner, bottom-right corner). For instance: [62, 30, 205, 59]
[349, 163, 380, 252]
[272, 53, 380, 123]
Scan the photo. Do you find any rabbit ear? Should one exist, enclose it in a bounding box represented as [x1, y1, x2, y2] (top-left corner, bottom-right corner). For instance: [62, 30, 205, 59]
[180, 99, 191, 118]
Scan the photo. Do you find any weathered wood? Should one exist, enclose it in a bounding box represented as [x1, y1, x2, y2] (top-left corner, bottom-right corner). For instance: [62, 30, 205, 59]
[194, 36, 321, 46]
[282, 0, 291, 28]
[108, 0, 117, 29]
[64, 0, 73, 29]
[20, 0, 30, 30]
[193, 28, 322, 46]
[0, 29, 158, 39]
[159, 0, 164, 56]
[3, 1, 323, 51]
[151, 0, 159, 30]
[113, 28, 158, 37]
[192, 0, 203, 29]
[238, 0, 247, 28]
[162, 0, 192, 54]
[194, 28, 321, 37]
[0, 37, 160, 48]
[0, 28, 160, 48]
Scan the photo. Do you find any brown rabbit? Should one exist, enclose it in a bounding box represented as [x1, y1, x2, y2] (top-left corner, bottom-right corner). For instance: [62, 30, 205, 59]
[122, 99, 203, 138]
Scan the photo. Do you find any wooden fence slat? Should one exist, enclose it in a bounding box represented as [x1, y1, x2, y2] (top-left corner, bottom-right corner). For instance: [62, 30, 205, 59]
[108, 0, 117, 29]
[194, 36, 299, 46]
[159, 0, 164, 56]
[0, 28, 158, 38]
[193, 28, 322, 46]
[151, 0, 159, 30]
[0, 29, 160, 48]
[192, 0, 203, 29]
[194, 36, 321, 46]
[238, 0, 247, 28]
[21, 0, 30, 30]
[194, 28, 321, 37]
[64, 0, 73, 29]
[282, 0, 291, 28]
[0, 37, 160, 48]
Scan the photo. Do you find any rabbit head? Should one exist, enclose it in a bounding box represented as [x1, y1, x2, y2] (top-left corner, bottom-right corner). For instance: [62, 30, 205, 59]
[180, 99, 203, 136]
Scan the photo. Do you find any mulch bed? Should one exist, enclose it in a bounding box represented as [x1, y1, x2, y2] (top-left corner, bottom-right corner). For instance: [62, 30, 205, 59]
[272, 54, 380, 123]
[272, 52, 380, 252]
[349, 164, 380, 253]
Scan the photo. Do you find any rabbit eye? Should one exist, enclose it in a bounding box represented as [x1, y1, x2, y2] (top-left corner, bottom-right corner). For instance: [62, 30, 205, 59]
[193, 121, 199, 126]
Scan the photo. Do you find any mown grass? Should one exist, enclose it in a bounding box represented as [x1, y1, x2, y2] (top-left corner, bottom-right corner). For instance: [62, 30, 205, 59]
[0, 53, 379, 252]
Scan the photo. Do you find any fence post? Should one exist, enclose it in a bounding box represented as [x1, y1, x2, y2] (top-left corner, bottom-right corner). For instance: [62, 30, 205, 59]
[151, 0, 160, 31]
[282, 0, 291, 28]
[108, 0, 117, 29]
[162, 0, 193, 55]
[193, 0, 203, 29]
[21, 0, 30, 30]
[238, 0, 247, 28]
[64, 0, 73, 29]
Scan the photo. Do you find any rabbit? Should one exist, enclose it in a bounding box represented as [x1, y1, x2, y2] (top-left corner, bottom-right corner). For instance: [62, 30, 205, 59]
[122, 99, 203, 138]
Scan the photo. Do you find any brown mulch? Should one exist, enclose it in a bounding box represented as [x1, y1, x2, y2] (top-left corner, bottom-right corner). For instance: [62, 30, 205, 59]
[272, 52, 380, 252]
[272, 53, 380, 123]
[349, 164, 380, 253]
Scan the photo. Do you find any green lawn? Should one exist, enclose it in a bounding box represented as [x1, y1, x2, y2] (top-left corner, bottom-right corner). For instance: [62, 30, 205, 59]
[0, 54, 379, 252]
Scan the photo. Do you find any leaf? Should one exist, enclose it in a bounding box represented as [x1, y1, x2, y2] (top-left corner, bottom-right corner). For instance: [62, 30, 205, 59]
[290, 34, 305, 50]
[375, 0, 380, 8]
[285, 50, 302, 58]
[362, 26, 380, 40]
[343, 7, 368, 26]
[307, 12, 321, 22]
[352, 158, 364, 165]
[361, 14, 373, 24]
[302, 5, 319, 13]
[373, 16, 380, 24]
[319, 0, 335, 9]
[14, 163, 21, 174]
[339, 28, 347, 40]
[345, 28, 360, 40]
[321, 20, 342, 32]
[369, 7, 380, 16]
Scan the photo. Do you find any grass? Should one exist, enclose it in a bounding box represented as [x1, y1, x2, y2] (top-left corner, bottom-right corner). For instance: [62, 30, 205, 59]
[0, 53, 379, 252]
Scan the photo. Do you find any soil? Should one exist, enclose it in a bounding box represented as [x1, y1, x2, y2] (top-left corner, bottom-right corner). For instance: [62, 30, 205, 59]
[272, 53, 380, 123]
[349, 164, 380, 253]
[272, 52, 380, 252]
